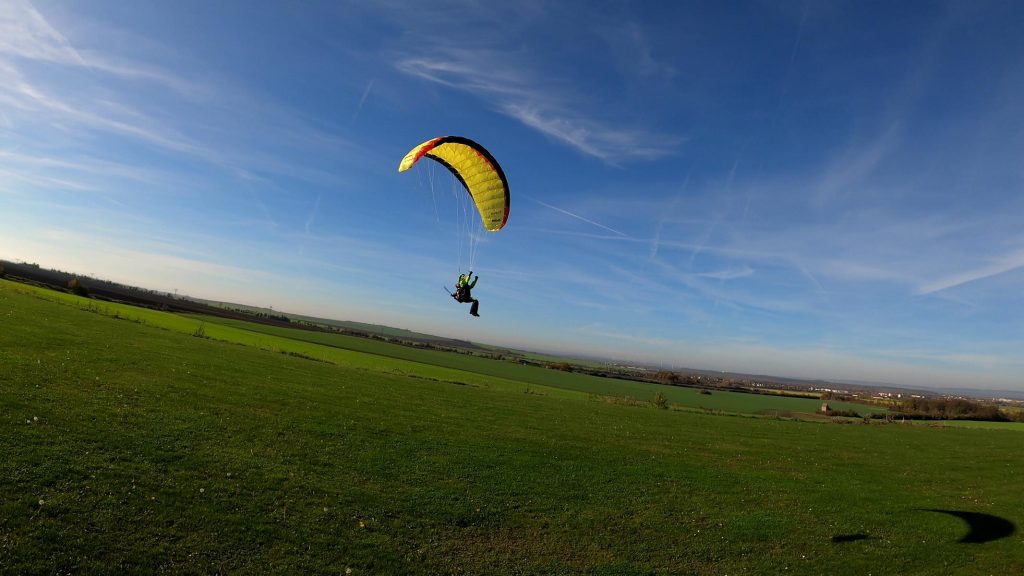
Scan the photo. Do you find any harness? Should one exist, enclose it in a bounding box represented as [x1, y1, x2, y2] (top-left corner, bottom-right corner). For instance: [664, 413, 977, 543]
[453, 284, 471, 302]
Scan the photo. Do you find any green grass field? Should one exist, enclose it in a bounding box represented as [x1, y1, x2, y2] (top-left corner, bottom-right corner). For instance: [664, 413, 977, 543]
[933, 419, 1024, 430]
[2, 279, 1023, 574]
[185, 312, 882, 418]
[6, 281, 880, 417]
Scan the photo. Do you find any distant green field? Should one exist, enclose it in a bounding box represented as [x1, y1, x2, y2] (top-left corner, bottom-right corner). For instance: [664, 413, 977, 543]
[1, 282, 581, 398]
[3, 279, 1022, 575]
[9, 281, 880, 417]
[934, 420, 1024, 430]
[186, 312, 883, 417]
[193, 300, 449, 343]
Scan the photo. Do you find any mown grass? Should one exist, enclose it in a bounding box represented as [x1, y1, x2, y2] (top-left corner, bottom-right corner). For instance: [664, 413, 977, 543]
[2, 280, 1023, 575]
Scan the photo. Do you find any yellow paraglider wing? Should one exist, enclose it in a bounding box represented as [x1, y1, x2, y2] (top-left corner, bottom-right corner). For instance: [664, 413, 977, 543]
[398, 136, 510, 232]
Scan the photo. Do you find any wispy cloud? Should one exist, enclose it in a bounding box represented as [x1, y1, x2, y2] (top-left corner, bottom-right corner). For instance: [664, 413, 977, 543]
[396, 50, 680, 163]
[0, 0, 208, 98]
[597, 21, 677, 83]
[817, 260, 911, 284]
[698, 266, 754, 280]
[815, 123, 902, 204]
[0, 0, 360, 195]
[0, 166, 99, 192]
[0, 0, 84, 65]
[5, 74, 205, 155]
[917, 247, 1024, 294]
[0, 149, 195, 203]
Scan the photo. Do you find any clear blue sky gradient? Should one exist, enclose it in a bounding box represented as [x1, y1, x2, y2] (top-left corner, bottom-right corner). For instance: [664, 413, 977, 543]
[2, 1, 1023, 389]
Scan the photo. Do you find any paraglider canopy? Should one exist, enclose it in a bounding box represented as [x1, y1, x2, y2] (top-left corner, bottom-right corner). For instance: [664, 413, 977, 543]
[398, 136, 510, 232]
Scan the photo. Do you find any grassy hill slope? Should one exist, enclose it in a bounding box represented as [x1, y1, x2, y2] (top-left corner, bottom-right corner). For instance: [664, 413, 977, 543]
[2, 280, 1022, 575]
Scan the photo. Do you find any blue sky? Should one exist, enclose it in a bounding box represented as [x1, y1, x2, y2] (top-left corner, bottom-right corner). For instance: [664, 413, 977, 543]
[2, 1, 1023, 390]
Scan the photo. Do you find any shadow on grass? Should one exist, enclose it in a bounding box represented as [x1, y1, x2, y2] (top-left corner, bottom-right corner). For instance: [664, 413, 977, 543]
[831, 534, 872, 543]
[833, 510, 1015, 545]
[921, 509, 1016, 543]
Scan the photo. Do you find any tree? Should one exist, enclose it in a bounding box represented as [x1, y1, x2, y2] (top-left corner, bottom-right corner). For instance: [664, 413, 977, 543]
[654, 392, 669, 409]
[68, 278, 89, 297]
[655, 371, 678, 385]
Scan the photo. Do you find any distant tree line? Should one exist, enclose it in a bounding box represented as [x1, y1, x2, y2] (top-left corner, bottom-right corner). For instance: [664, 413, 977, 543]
[820, 391, 854, 402]
[650, 370, 819, 399]
[224, 307, 290, 323]
[655, 371, 703, 386]
[876, 396, 1020, 422]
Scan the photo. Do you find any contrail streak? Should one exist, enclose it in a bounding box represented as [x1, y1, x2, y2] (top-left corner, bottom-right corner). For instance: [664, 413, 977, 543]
[651, 173, 689, 259]
[530, 197, 631, 238]
[352, 79, 375, 121]
[304, 194, 321, 235]
[689, 153, 744, 268]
